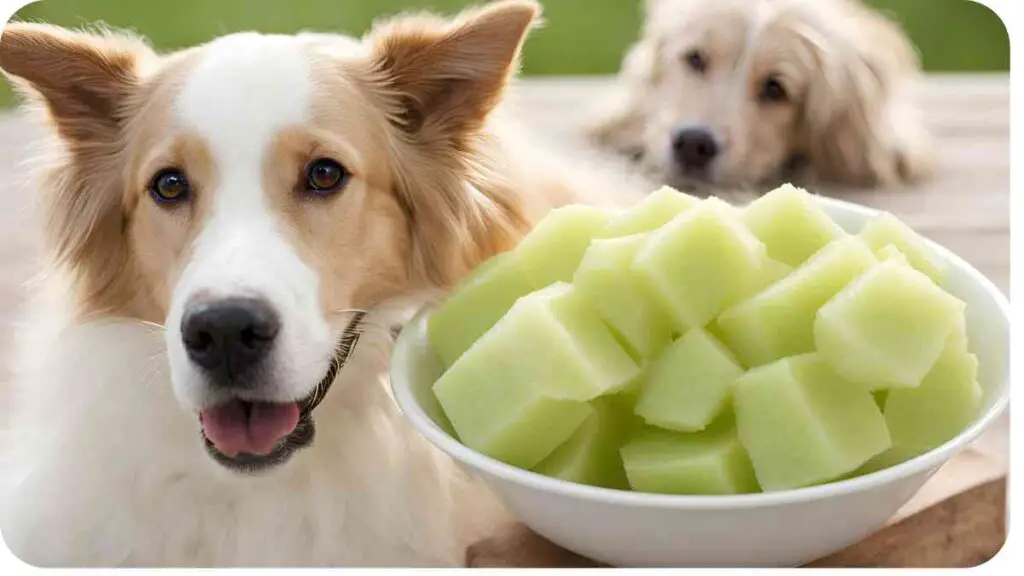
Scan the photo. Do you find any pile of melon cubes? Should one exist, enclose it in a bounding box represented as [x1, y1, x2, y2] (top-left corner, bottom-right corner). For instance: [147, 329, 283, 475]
[427, 184, 982, 494]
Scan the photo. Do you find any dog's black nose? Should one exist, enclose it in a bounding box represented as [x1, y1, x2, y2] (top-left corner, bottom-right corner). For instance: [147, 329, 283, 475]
[181, 297, 280, 378]
[671, 127, 720, 170]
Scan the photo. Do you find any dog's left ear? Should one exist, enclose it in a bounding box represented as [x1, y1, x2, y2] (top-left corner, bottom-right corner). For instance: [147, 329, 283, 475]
[802, 7, 934, 187]
[364, 0, 540, 144]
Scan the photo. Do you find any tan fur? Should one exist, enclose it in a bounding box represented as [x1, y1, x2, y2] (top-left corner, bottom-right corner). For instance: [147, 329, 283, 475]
[586, 0, 934, 190]
[0, 2, 645, 565]
[0, 0, 585, 327]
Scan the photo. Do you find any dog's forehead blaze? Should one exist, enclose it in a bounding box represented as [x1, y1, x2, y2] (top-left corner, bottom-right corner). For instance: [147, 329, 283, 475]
[152, 34, 410, 312]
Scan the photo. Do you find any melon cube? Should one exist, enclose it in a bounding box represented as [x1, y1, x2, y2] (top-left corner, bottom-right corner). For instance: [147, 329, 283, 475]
[733, 353, 891, 491]
[635, 328, 745, 432]
[602, 185, 700, 237]
[533, 397, 631, 489]
[432, 283, 640, 468]
[573, 234, 672, 362]
[814, 258, 965, 389]
[716, 237, 878, 367]
[620, 414, 760, 495]
[883, 330, 982, 452]
[515, 204, 614, 287]
[634, 197, 767, 330]
[858, 212, 946, 283]
[741, 184, 847, 267]
[428, 251, 535, 367]
[851, 445, 927, 476]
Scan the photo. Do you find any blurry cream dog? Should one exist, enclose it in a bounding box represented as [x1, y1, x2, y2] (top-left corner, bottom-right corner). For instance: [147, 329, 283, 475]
[587, 0, 935, 191]
[0, 0, 639, 567]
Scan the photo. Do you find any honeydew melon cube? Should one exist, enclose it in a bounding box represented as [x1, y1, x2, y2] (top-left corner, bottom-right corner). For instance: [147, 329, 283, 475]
[715, 237, 878, 367]
[814, 258, 966, 389]
[620, 413, 760, 495]
[858, 212, 946, 283]
[633, 197, 767, 330]
[852, 445, 927, 476]
[572, 234, 672, 362]
[515, 204, 614, 287]
[733, 353, 891, 491]
[741, 184, 847, 267]
[432, 283, 641, 468]
[602, 186, 700, 237]
[428, 251, 535, 367]
[634, 328, 744, 432]
[532, 397, 631, 489]
[883, 329, 982, 453]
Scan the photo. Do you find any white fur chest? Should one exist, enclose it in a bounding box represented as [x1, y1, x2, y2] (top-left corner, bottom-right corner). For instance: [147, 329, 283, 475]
[0, 312, 498, 567]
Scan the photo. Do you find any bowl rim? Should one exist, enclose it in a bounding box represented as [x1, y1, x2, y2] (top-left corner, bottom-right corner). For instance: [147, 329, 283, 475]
[389, 194, 1010, 510]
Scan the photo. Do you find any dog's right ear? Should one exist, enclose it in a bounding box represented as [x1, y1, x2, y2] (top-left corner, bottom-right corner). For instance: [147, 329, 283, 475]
[364, 0, 541, 146]
[0, 22, 155, 143]
[582, 36, 658, 157]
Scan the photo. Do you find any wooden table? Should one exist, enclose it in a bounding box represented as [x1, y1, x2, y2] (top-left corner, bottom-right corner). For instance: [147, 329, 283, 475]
[0, 73, 1009, 565]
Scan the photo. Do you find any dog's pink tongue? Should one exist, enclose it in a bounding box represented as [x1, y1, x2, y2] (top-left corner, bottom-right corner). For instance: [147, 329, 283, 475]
[200, 400, 300, 457]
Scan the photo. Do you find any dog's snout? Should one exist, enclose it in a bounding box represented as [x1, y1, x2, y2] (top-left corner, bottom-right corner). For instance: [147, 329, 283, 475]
[671, 127, 720, 170]
[181, 297, 280, 379]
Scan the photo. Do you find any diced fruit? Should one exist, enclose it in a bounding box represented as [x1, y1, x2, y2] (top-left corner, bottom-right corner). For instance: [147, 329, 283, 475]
[858, 212, 946, 284]
[814, 258, 966, 389]
[533, 397, 632, 489]
[432, 283, 640, 468]
[716, 237, 878, 367]
[634, 197, 767, 330]
[635, 328, 744, 432]
[741, 184, 846, 267]
[602, 186, 700, 237]
[428, 251, 534, 367]
[620, 413, 759, 495]
[515, 204, 614, 287]
[573, 234, 672, 362]
[426, 184, 982, 496]
[883, 330, 982, 452]
[733, 353, 891, 491]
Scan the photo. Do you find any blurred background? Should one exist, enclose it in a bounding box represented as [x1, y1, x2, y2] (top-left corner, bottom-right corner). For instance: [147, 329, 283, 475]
[0, 0, 1009, 107]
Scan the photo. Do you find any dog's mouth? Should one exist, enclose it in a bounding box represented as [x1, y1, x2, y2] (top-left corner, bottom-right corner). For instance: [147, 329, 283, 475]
[199, 312, 365, 473]
[200, 400, 301, 458]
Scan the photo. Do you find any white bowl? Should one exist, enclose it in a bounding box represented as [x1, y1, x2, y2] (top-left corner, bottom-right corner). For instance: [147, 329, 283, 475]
[388, 196, 1010, 567]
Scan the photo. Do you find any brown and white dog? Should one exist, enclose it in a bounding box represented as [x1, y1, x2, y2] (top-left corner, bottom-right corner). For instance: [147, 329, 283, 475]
[0, 1, 639, 566]
[586, 0, 935, 192]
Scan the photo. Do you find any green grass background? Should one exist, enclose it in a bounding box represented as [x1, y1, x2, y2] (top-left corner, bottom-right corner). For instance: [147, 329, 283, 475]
[0, 0, 1009, 108]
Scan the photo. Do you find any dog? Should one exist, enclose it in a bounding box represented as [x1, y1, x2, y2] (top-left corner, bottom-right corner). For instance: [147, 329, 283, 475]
[0, 0, 641, 566]
[585, 0, 935, 193]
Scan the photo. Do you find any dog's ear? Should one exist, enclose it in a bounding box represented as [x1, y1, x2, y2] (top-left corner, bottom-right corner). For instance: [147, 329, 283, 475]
[583, 0, 676, 158]
[0, 22, 154, 143]
[364, 0, 540, 144]
[0, 23, 154, 308]
[802, 7, 934, 187]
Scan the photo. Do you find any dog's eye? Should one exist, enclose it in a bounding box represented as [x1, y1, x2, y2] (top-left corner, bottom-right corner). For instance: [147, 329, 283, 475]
[304, 158, 349, 196]
[683, 49, 708, 74]
[149, 169, 190, 204]
[759, 76, 788, 103]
